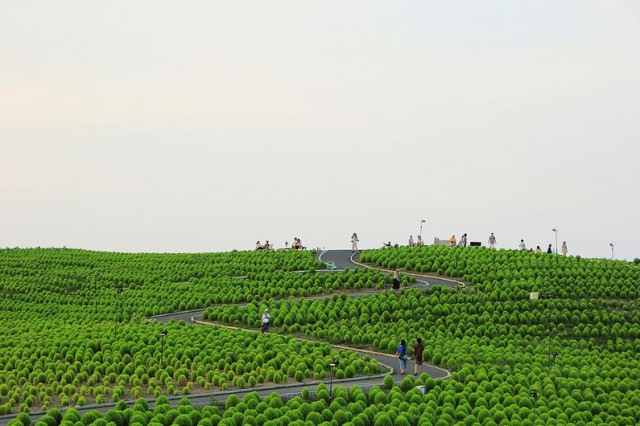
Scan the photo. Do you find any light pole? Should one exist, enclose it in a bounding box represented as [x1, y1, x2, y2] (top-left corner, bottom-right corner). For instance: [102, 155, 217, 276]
[530, 389, 538, 422]
[94, 273, 99, 315]
[419, 219, 426, 241]
[546, 314, 552, 367]
[328, 359, 339, 402]
[455, 256, 460, 294]
[160, 329, 168, 368]
[552, 228, 558, 254]
[115, 287, 123, 339]
[609, 243, 614, 260]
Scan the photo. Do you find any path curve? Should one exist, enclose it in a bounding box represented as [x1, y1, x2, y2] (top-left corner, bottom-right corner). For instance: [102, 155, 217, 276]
[0, 250, 453, 426]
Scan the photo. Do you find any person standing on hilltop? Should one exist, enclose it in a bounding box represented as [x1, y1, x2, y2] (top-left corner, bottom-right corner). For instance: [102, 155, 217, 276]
[519, 239, 526, 250]
[351, 233, 359, 252]
[488, 233, 497, 249]
[408, 235, 414, 247]
[449, 235, 457, 247]
[561, 241, 568, 256]
[547, 244, 553, 254]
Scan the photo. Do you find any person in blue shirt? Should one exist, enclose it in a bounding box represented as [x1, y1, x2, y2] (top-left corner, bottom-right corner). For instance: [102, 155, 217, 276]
[395, 339, 408, 375]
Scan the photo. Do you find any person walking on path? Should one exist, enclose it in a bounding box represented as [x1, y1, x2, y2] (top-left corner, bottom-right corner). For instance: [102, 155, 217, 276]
[561, 241, 568, 256]
[519, 239, 526, 250]
[351, 233, 359, 252]
[261, 309, 271, 333]
[413, 338, 424, 376]
[461, 233, 468, 247]
[488, 233, 497, 249]
[408, 235, 414, 247]
[392, 266, 402, 290]
[547, 244, 553, 254]
[395, 339, 408, 375]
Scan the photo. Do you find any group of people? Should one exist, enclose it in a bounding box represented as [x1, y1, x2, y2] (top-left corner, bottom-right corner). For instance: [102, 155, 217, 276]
[395, 338, 425, 376]
[448, 233, 468, 247]
[255, 240, 271, 250]
[519, 239, 568, 255]
[407, 235, 424, 247]
[287, 238, 305, 250]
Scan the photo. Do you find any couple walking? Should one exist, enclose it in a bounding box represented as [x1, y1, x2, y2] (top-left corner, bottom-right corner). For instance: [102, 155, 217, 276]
[395, 338, 425, 376]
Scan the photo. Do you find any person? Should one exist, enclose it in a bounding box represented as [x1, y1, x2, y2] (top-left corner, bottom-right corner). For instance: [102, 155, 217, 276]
[285, 241, 289, 249]
[383, 241, 392, 248]
[488, 233, 497, 249]
[449, 235, 457, 247]
[261, 309, 271, 333]
[519, 239, 526, 250]
[461, 233, 468, 247]
[535, 245, 542, 253]
[413, 338, 424, 376]
[392, 266, 402, 290]
[547, 244, 553, 254]
[416, 235, 424, 246]
[256, 241, 263, 250]
[408, 235, 414, 247]
[264, 240, 271, 250]
[561, 241, 568, 256]
[395, 339, 408, 375]
[351, 233, 359, 252]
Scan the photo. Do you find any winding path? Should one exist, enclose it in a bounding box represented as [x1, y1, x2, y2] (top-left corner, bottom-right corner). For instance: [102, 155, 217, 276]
[0, 250, 455, 425]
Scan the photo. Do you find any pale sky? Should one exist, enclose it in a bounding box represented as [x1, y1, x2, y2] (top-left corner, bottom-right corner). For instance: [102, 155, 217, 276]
[1, 1, 639, 260]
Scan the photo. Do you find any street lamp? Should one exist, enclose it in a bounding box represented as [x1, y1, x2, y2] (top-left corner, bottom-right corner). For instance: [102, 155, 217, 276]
[114, 287, 123, 339]
[160, 330, 168, 368]
[419, 219, 426, 241]
[552, 228, 558, 254]
[455, 256, 460, 294]
[530, 389, 538, 421]
[609, 243, 614, 260]
[94, 273, 99, 315]
[546, 315, 552, 367]
[328, 359, 339, 402]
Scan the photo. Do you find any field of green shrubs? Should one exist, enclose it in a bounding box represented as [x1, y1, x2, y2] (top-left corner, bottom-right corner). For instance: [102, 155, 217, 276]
[0, 248, 371, 416]
[1, 245, 639, 425]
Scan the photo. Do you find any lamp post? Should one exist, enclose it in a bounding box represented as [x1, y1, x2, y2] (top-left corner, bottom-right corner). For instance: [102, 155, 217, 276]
[552, 228, 558, 254]
[546, 315, 552, 367]
[530, 389, 538, 421]
[328, 359, 339, 402]
[115, 287, 123, 339]
[455, 256, 460, 294]
[419, 219, 426, 241]
[609, 243, 614, 260]
[160, 329, 168, 368]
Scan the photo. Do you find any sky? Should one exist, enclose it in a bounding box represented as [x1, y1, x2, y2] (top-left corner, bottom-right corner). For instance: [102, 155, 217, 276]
[1, 1, 639, 260]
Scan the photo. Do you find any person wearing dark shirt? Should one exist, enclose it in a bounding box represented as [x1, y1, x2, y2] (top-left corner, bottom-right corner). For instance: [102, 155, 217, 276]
[413, 338, 424, 376]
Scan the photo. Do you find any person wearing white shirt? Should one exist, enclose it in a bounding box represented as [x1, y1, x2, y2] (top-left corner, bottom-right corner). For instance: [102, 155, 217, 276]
[261, 309, 271, 333]
[488, 233, 497, 249]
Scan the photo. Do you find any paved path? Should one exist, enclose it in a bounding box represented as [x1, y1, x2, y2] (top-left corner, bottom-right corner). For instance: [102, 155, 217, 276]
[318, 249, 464, 290]
[0, 250, 455, 425]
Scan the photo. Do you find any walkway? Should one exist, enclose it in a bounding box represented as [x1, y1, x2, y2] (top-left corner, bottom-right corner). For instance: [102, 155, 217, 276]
[0, 250, 456, 425]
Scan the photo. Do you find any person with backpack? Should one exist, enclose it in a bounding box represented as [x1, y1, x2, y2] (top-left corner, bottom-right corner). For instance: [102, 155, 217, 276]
[261, 309, 271, 333]
[413, 337, 424, 376]
[395, 339, 408, 375]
